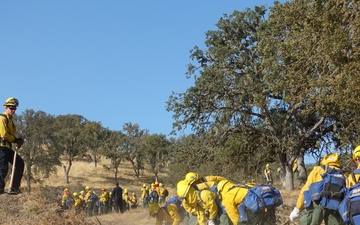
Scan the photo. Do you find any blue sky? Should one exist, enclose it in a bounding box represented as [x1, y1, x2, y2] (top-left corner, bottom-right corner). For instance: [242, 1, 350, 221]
[1, 1, 284, 137]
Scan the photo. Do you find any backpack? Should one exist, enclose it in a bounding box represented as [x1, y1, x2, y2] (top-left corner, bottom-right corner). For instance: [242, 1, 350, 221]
[242, 184, 283, 213]
[338, 169, 360, 225]
[148, 189, 159, 204]
[308, 166, 346, 210]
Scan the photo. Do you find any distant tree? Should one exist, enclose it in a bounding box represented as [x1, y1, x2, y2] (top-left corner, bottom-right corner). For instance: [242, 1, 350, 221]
[15, 110, 61, 192]
[122, 123, 148, 179]
[52, 114, 88, 183]
[83, 121, 107, 167]
[140, 134, 171, 181]
[100, 129, 126, 180]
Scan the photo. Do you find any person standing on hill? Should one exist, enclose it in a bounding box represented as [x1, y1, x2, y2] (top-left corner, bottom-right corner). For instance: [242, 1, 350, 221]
[112, 182, 123, 213]
[347, 146, 360, 187]
[263, 164, 272, 184]
[0, 97, 24, 195]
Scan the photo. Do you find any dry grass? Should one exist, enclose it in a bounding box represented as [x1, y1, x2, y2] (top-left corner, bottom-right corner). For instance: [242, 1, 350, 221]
[0, 158, 301, 225]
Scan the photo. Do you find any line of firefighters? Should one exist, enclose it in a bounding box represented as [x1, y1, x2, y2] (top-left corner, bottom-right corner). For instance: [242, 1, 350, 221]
[146, 172, 282, 225]
[60, 181, 170, 217]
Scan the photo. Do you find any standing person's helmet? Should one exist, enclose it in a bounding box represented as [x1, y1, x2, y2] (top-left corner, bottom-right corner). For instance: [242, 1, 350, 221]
[4, 97, 19, 107]
[185, 172, 199, 185]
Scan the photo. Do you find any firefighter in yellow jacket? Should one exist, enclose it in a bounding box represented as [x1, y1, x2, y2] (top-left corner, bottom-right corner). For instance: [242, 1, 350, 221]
[149, 199, 186, 225]
[99, 188, 109, 214]
[156, 183, 169, 204]
[348, 146, 360, 187]
[177, 179, 218, 225]
[185, 172, 227, 188]
[141, 183, 149, 208]
[289, 153, 345, 225]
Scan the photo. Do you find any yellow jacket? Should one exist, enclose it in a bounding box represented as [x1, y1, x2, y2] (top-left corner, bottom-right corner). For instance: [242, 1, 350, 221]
[182, 187, 217, 225]
[201, 175, 227, 184]
[220, 183, 249, 225]
[156, 186, 168, 197]
[0, 113, 16, 149]
[156, 204, 182, 225]
[99, 191, 109, 202]
[347, 167, 360, 187]
[74, 196, 82, 208]
[141, 187, 147, 199]
[196, 181, 216, 190]
[84, 191, 91, 203]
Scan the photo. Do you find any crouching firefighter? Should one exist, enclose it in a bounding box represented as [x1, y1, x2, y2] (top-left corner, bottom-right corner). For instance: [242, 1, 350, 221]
[217, 179, 282, 225]
[289, 153, 347, 225]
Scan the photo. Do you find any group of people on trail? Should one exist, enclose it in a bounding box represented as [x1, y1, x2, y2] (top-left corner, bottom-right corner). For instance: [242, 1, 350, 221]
[289, 147, 360, 225]
[60, 182, 139, 217]
[141, 181, 169, 208]
[149, 172, 283, 225]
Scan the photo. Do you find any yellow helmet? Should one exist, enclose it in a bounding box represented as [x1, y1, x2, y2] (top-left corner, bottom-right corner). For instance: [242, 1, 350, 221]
[124, 188, 128, 194]
[85, 186, 90, 190]
[185, 172, 199, 185]
[353, 146, 360, 161]
[4, 97, 19, 107]
[143, 184, 146, 188]
[266, 164, 270, 168]
[64, 188, 69, 192]
[159, 183, 164, 187]
[321, 153, 341, 168]
[177, 180, 191, 200]
[132, 193, 136, 196]
[73, 192, 78, 197]
[80, 190, 84, 194]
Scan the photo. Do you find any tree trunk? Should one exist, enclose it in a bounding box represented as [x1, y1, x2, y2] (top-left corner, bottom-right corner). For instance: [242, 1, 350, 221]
[63, 159, 72, 183]
[26, 163, 31, 193]
[297, 155, 307, 185]
[283, 165, 294, 190]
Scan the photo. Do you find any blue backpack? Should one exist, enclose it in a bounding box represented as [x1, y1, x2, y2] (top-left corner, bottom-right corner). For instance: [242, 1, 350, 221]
[308, 166, 346, 210]
[242, 184, 283, 213]
[338, 170, 360, 224]
[148, 189, 159, 204]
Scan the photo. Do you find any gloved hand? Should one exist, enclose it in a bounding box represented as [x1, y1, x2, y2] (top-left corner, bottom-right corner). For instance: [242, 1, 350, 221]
[289, 207, 300, 221]
[207, 220, 216, 225]
[14, 138, 24, 148]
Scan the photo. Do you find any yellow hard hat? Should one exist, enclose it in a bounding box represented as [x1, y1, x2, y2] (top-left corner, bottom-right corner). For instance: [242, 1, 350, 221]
[155, 181, 159, 185]
[185, 172, 199, 185]
[353, 146, 360, 161]
[177, 180, 191, 200]
[321, 153, 341, 168]
[73, 192, 78, 197]
[4, 97, 19, 107]
[80, 190, 84, 194]
[143, 184, 146, 188]
[266, 164, 270, 168]
[132, 193, 136, 196]
[64, 188, 69, 192]
[85, 186, 90, 190]
[159, 183, 163, 187]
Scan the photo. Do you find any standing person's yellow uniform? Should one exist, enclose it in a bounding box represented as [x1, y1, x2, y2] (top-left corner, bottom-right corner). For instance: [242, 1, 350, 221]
[123, 188, 130, 210]
[72, 192, 82, 213]
[348, 146, 360, 187]
[177, 179, 218, 225]
[289, 153, 346, 225]
[0, 97, 24, 195]
[99, 188, 109, 214]
[61, 188, 71, 208]
[264, 164, 272, 184]
[84, 186, 91, 203]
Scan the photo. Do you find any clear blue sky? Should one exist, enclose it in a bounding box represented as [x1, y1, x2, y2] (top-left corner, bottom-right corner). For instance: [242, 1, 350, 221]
[1, 1, 284, 137]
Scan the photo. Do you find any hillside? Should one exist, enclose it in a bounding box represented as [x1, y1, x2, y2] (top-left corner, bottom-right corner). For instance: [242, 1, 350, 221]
[0, 159, 298, 225]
